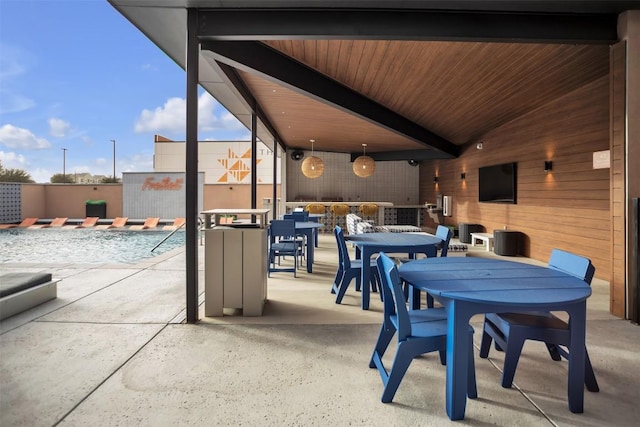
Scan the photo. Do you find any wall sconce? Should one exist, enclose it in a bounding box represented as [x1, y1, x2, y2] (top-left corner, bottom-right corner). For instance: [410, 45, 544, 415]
[544, 161, 553, 172]
[460, 172, 466, 180]
[433, 176, 438, 183]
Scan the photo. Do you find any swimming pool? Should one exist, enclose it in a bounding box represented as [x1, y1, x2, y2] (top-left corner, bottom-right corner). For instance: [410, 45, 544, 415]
[0, 228, 186, 264]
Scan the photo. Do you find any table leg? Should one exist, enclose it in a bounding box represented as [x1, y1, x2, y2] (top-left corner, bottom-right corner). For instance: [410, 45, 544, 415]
[409, 285, 421, 310]
[361, 248, 371, 310]
[305, 229, 314, 273]
[445, 300, 472, 420]
[567, 302, 587, 413]
[311, 217, 320, 247]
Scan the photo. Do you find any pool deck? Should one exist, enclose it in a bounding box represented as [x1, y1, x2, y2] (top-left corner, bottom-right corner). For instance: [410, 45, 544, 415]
[1, 234, 639, 426]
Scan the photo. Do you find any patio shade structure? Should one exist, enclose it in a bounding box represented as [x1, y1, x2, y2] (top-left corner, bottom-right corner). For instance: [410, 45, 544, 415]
[108, 0, 640, 323]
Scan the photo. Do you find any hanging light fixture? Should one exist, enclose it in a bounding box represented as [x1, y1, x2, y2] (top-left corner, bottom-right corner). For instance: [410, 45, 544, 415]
[353, 143, 375, 177]
[301, 139, 324, 178]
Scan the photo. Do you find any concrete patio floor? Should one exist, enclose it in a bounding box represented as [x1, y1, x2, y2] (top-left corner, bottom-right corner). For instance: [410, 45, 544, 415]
[1, 233, 639, 426]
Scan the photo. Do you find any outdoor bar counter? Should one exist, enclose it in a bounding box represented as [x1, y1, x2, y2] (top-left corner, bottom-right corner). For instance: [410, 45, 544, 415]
[284, 202, 431, 228]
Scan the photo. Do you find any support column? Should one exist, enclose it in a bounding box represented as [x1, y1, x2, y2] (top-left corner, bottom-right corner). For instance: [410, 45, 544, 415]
[272, 139, 278, 220]
[251, 113, 257, 210]
[624, 12, 640, 320]
[185, 8, 199, 323]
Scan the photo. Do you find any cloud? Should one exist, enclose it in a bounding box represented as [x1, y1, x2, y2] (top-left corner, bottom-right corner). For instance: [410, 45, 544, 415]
[0, 150, 28, 168]
[119, 152, 153, 173]
[0, 92, 36, 115]
[27, 168, 51, 184]
[134, 96, 185, 133]
[0, 42, 33, 80]
[134, 92, 245, 136]
[0, 124, 51, 149]
[48, 118, 71, 138]
[0, 43, 37, 114]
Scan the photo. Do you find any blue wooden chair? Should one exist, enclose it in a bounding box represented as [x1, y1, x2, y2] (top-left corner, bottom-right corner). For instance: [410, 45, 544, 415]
[268, 220, 303, 277]
[332, 226, 379, 303]
[479, 249, 599, 392]
[435, 225, 453, 257]
[419, 225, 455, 308]
[370, 252, 477, 403]
[284, 212, 309, 259]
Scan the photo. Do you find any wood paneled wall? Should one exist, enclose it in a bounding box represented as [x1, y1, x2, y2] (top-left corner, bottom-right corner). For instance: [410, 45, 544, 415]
[610, 42, 626, 317]
[419, 76, 611, 280]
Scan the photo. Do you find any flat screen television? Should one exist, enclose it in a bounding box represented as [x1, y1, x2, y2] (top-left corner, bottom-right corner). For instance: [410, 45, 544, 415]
[478, 162, 517, 204]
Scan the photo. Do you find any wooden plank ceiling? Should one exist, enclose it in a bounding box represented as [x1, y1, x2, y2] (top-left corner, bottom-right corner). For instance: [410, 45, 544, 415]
[236, 40, 609, 157]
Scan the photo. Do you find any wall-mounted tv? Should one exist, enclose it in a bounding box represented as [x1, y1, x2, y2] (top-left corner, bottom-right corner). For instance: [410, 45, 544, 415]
[478, 162, 517, 204]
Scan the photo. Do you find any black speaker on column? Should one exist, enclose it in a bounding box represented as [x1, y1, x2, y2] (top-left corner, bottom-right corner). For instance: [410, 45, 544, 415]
[631, 198, 639, 324]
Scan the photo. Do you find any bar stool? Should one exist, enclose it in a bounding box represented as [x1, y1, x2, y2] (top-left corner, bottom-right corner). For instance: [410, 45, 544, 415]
[330, 203, 350, 230]
[305, 203, 326, 237]
[305, 203, 326, 215]
[358, 203, 379, 223]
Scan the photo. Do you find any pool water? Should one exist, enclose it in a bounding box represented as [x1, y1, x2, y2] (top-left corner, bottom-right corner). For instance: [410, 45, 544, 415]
[0, 228, 186, 264]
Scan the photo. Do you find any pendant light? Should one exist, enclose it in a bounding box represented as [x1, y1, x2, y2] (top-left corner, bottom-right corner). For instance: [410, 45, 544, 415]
[301, 139, 324, 178]
[353, 143, 375, 177]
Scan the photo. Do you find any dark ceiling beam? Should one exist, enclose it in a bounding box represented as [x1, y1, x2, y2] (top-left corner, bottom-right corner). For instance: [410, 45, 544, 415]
[201, 40, 458, 158]
[197, 9, 618, 44]
[350, 149, 454, 162]
[216, 61, 287, 152]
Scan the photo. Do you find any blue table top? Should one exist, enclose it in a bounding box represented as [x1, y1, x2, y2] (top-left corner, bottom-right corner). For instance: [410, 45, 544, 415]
[294, 221, 324, 229]
[399, 257, 591, 305]
[346, 232, 441, 247]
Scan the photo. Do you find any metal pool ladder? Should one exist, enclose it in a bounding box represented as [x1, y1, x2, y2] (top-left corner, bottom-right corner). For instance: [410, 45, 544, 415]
[150, 219, 188, 252]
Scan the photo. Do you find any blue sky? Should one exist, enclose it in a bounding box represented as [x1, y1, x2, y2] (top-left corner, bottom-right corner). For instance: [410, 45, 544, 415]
[0, 0, 250, 183]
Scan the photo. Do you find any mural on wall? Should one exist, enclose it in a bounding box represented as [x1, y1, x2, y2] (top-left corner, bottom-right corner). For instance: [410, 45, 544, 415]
[216, 148, 262, 183]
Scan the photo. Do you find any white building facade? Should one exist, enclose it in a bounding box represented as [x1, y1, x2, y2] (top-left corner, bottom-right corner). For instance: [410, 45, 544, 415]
[152, 135, 281, 185]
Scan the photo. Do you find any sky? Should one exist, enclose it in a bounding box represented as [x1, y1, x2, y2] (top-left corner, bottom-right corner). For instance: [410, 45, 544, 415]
[0, 0, 250, 183]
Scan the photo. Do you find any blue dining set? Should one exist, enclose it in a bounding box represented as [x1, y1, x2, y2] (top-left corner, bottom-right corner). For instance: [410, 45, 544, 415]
[330, 223, 599, 421]
[267, 211, 324, 276]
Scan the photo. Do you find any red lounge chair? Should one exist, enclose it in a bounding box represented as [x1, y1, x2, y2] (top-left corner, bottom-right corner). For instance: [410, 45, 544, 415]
[130, 217, 160, 230]
[96, 217, 129, 229]
[76, 217, 99, 228]
[0, 218, 39, 229]
[32, 217, 68, 228]
[162, 217, 185, 230]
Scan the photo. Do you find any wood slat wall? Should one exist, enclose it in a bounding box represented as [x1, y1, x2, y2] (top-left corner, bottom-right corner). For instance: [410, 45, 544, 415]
[419, 76, 611, 280]
[610, 42, 626, 317]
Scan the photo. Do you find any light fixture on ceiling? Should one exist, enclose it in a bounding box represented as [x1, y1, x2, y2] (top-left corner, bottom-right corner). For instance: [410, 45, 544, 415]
[301, 139, 324, 178]
[544, 160, 553, 172]
[353, 143, 376, 177]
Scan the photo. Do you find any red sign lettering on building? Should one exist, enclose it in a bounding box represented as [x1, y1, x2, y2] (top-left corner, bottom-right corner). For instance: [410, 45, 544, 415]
[141, 177, 184, 191]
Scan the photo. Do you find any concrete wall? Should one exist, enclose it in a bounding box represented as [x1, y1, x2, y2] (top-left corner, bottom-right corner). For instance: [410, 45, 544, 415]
[203, 184, 280, 211]
[20, 184, 122, 219]
[4, 182, 280, 221]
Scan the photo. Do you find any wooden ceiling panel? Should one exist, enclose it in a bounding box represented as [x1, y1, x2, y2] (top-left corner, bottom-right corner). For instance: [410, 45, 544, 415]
[263, 40, 609, 148]
[239, 71, 421, 153]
